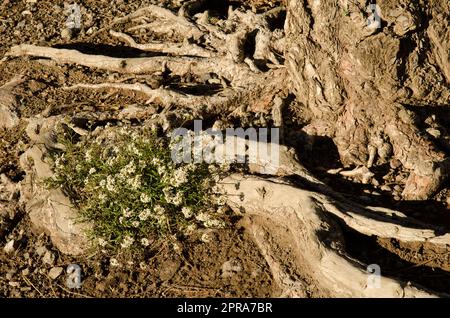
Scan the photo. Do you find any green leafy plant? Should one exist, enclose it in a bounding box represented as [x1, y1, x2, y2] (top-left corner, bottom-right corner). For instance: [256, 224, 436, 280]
[47, 125, 231, 250]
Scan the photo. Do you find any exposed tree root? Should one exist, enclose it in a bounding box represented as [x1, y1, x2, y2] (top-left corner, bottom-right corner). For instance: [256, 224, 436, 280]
[64, 82, 239, 112]
[109, 30, 213, 58]
[220, 174, 442, 297]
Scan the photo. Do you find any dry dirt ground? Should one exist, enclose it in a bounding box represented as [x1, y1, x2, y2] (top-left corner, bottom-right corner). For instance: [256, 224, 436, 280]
[0, 0, 449, 297]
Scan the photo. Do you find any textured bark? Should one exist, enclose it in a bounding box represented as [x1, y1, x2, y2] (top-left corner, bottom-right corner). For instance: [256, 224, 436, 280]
[285, 0, 450, 200]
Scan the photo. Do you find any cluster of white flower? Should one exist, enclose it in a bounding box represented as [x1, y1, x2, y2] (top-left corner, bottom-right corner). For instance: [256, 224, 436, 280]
[122, 208, 133, 218]
[98, 238, 107, 247]
[127, 144, 142, 156]
[120, 235, 135, 249]
[181, 207, 193, 219]
[195, 212, 224, 229]
[106, 175, 117, 192]
[85, 149, 93, 162]
[98, 192, 107, 203]
[54, 156, 63, 169]
[128, 175, 142, 190]
[171, 167, 188, 187]
[119, 161, 136, 177]
[141, 238, 150, 247]
[163, 189, 183, 206]
[138, 208, 152, 221]
[140, 192, 151, 203]
[154, 204, 165, 215]
[153, 204, 168, 226]
[110, 258, 120, 267]
[51, 125, 233, 251]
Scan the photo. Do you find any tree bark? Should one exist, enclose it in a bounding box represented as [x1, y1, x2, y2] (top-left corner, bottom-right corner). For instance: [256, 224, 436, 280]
[285, 0, 450, 200]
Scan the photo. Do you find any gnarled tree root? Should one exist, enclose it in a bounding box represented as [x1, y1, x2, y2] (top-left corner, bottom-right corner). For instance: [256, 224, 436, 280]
[220, 174, 444, 297]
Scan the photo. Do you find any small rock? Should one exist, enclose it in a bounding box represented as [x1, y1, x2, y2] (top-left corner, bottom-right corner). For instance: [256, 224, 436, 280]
[61, 28, 72, 39]
[426, 128, 441, 139]
[8, 281, 20, 287]
[3, 239, 15, 253]
[381, 185, 391, 192]
[6, 271, 14, 280]
[393, 185, 402, 192]
[35, 245, 47, 256]
[43, 250, 56, 265]
[48, 267, 63, 280]
[21, 268, 29, 276]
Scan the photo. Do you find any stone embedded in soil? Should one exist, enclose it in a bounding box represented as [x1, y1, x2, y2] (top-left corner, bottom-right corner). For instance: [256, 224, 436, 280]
[35, 245, 48, 257]
[42, 250, 56, 265]
[48, 267, 63, 280]
[3, 239, 15, 253]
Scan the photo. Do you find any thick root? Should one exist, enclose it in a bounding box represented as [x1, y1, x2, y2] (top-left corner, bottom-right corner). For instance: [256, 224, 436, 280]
[220, 174, 442, 297]
[109, 30, 213, 57]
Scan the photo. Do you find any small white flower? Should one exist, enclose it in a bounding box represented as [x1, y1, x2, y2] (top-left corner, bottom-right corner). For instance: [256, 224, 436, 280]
[163, 187, 173, 202]
[85, 149, 93, 162]
[220, 162, 231, 172]
[152, 158, 163, 166]
[217, 206, 228, 214]
[216, 195, 227, 206]
[204, 219, 225, 228]
[172, 168, 188, 187]
[156, 214, 168, 227]
[186, 163, 196, 172]
[208, 165, 219, 174]
[196, 212, 210, 222]
[172, 192, 183, 206]
[184, 224, 197, 235]
[98, 193, 107, 203]
[128, 175, 141, 190]
[120, 235, 135, 249]
[154, 205, 165, 215]
[99, 179, 106, 188]
[110, 258, 120, 267]
[139, 209, 151, 221]
[106, 175, 116, 192]
[132, 220, 140, 228]
[141, 238, 150, 247]
[88, 167, 96, 175]
[122, 208, 133, 218]
[173, 242, 182, 253]
[181, 207, 193, 219]
[201, 232, 213, 243]
[157, 165, 167, 176]
[140, 192, 151, 203]
[98, 238, 107, 247]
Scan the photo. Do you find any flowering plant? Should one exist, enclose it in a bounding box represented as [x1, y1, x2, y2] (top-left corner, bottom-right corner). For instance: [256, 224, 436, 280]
[47, 125, 230, 250]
